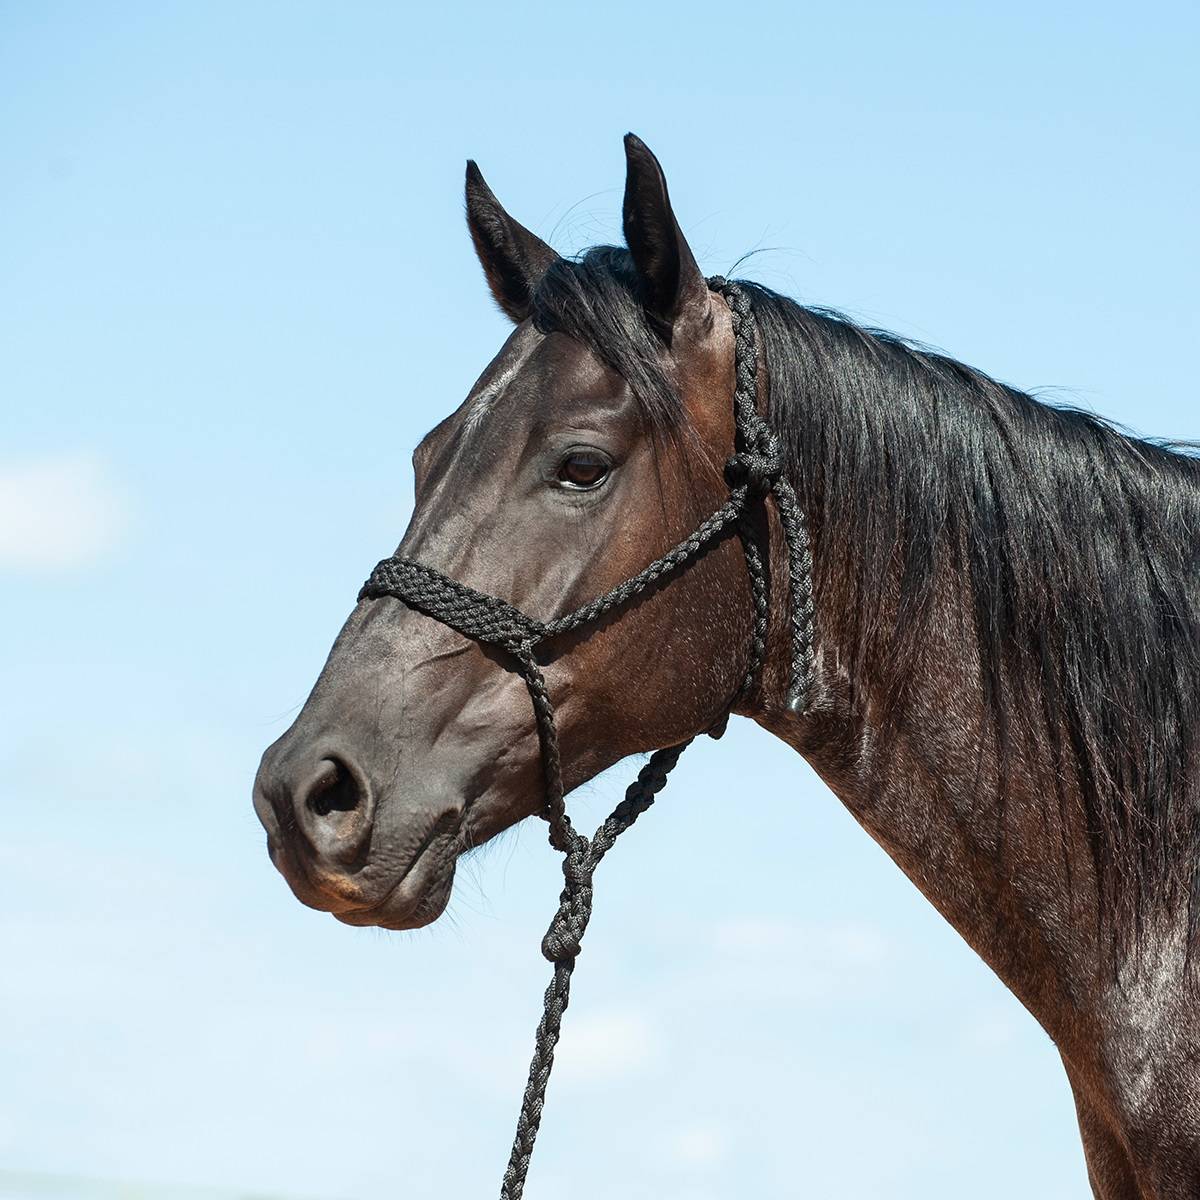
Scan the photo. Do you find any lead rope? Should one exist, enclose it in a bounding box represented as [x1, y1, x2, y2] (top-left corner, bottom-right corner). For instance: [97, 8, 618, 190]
[357, 280, 816, 1199]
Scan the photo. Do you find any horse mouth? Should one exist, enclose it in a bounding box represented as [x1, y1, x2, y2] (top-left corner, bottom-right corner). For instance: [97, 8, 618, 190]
[334, 832, 458, 930]
[270, 817, 461, 931]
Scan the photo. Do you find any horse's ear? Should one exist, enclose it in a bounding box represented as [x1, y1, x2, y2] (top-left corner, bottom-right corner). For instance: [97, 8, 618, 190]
[465, 161, 558, 323]
[622, 133, 711, 339]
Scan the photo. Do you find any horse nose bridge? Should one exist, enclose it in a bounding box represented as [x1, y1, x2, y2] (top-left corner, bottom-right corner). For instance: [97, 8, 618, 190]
[251, 618, 422, 840]
[253, 590, 516, 862]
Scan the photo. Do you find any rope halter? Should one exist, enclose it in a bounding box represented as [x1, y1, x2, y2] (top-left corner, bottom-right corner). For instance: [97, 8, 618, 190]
[357, 278, 816, 1198]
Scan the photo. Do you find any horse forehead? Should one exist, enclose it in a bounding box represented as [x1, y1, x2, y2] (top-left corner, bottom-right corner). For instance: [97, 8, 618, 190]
[465, 330, 626, 436]
[461, 323, 542, 434]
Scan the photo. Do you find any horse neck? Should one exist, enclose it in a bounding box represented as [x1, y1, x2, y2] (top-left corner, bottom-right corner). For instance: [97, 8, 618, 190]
[748, 333, 1127, 1053]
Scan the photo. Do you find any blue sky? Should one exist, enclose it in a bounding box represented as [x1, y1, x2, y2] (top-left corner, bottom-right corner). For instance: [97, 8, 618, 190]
[1, 3, 1196, 1198]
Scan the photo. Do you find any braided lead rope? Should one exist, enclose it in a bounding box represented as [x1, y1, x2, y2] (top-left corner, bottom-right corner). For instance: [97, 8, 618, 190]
[501, 651, 689, 1200]
[708, 275, 816, 712]
[355, 280, 817, 1197]
[541, 495, 744, 639]
[364, 558, 547, 649]
[771, 478, 816, 707]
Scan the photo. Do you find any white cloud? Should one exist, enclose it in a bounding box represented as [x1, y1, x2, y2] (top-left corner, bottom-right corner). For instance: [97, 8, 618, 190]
[712, 916, 794, 954]
[0, 452, 129, 570]
[554, 1009, 660, 1084]
[668, 1122, 732, 1170]
[712, 917, 890, 968]
[959, 1006, 1022, 1050]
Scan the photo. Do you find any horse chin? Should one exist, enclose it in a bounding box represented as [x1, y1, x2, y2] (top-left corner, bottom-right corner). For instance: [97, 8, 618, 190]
[267, 823, 461, 932]
[333, 869, 455, 930]
[333, 838, 459, 931]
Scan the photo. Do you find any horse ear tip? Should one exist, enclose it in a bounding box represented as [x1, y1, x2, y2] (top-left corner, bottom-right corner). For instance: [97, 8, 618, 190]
[624, 132, 650, 159]
[465, 160, 494, 208]
[623, 134, 666, 188]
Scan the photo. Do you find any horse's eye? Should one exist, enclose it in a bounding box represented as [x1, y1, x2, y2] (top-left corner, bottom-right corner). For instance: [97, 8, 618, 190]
[556, 451, 610, 490]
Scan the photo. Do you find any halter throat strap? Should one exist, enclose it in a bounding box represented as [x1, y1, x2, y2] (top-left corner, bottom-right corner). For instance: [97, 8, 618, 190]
[357, 277, 815, 1199]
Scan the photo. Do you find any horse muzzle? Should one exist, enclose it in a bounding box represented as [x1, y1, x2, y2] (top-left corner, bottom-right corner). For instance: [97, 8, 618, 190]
[252, 740, 461, 930]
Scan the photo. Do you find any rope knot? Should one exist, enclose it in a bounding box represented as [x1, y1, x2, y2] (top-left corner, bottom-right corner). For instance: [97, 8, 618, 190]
[540, 846, 594, 962]
[540, 886, 593, 961]
[724, 443, 780, 499]
[561, 844, 590, 886]
[724, 411, 782, 498]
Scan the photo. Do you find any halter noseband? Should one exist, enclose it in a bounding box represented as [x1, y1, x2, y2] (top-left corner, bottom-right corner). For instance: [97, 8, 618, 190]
[358, 278, 816, 1199]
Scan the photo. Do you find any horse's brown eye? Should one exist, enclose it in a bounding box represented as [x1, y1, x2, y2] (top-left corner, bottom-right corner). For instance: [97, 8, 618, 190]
[557, 451, 610, 490]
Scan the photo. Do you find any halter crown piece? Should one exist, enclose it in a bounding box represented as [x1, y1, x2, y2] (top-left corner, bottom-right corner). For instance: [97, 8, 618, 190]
[358, 279, 816, 1198]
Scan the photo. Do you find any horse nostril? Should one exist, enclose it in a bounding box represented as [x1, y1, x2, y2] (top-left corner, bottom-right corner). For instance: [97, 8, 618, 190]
[304, 757, 365, 817]
[275, 752, 375, 866]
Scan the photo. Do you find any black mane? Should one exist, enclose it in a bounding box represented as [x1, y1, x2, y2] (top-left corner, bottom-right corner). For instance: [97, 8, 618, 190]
[532, 246, 1200, 943]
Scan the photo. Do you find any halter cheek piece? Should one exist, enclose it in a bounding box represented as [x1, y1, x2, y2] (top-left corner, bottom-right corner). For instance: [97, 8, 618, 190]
[358, 278, 816, 1199]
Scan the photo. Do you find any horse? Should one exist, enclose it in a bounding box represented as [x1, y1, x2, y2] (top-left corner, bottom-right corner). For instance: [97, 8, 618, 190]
[253, 134, 1200, 1198]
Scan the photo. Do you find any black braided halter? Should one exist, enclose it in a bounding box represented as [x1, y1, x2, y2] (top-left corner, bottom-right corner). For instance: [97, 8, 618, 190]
[358, 279, 815, 1198]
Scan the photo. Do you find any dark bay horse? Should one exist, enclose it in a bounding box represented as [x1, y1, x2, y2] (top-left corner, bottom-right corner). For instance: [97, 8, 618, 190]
[253, 135, 1200, 1198]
